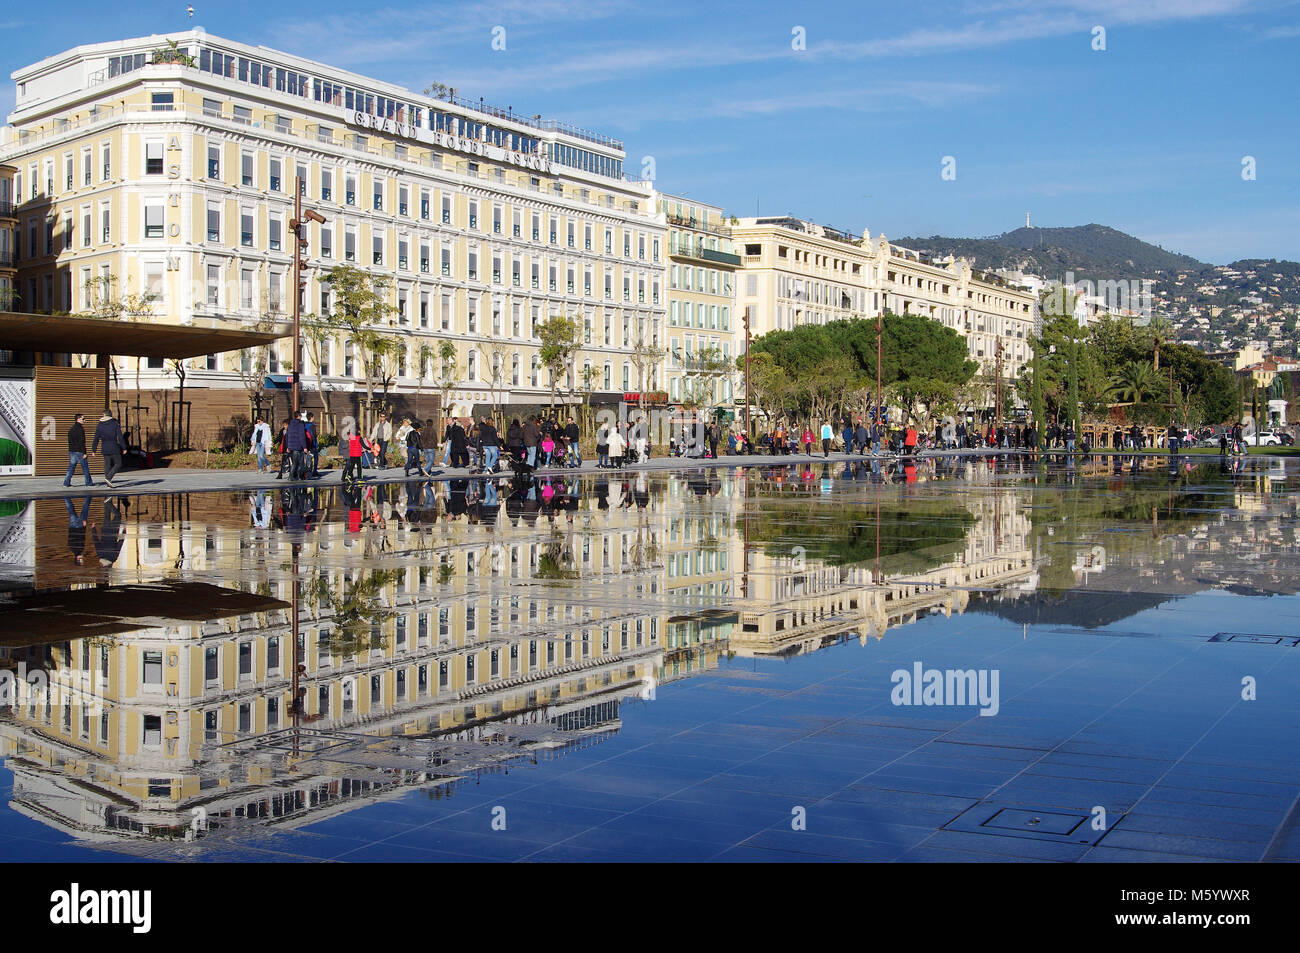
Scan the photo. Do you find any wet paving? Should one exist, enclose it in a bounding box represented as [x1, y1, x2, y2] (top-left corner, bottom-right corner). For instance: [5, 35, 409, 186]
[0, 452, 1298, 862]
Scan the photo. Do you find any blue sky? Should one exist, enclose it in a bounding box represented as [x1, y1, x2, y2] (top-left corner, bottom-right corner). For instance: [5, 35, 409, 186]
[5, 0, 1299, 264]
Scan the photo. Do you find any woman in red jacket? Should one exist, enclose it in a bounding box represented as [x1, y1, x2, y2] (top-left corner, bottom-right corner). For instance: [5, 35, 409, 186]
[801, 426, 814, 455]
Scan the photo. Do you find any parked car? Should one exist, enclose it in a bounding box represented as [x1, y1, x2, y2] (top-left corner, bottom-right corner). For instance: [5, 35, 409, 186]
[1247, 430, 1284, 447]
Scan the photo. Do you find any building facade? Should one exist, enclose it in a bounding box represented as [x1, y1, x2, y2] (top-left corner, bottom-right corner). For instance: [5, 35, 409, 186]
[730, 217, 1038, 391]
[0, 164, 15, 306]
[2, 31, 666, 442]
[657, 193, 740, 413]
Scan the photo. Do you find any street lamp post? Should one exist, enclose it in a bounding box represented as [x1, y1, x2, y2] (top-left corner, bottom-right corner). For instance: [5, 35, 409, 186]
[743, 307, 751, 437]
[876, 309, 883, 427]
[288, 177, 327, 416]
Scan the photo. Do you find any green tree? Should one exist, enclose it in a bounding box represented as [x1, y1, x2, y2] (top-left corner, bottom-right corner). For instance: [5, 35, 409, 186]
[536, 314, 581, 411]
[321, 265, 399, 433]
[1110, 360, 1159, 405]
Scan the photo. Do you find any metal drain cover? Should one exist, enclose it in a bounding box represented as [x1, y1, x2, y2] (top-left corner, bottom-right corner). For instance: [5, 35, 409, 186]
[984, 808, 1084, 836]
[1209, 633, 1300, 647]
[944, 802, 1114, 845]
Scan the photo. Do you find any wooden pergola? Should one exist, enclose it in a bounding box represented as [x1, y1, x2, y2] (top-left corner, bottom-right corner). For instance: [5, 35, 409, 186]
[0, 311, 285, 360]
[0, 312, 286, 476]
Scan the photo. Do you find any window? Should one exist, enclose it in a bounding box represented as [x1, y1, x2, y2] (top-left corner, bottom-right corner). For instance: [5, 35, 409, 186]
[373, 236, 383, 265]
[143, 650, 163, 685]
[207, 143, 220, 179]
[241, 210, 254, 247]
[206, 264, 220, 307]
[269, 158, 282, 191]
[344, 230, 356, 262]
[345, 175, 356, 205]
[238, 642, 252, 676]
[268, 217, 281, 251]
[206, 204, 221, 242]
[241, 153, 253, 186]
[240, 269, 254, 309]
[320, 226, 332, 258]
[144, 203, 164, 239]
[373, 179, 384, 210]
[321, 169, 332, 201]
[145, 141, 163, 175]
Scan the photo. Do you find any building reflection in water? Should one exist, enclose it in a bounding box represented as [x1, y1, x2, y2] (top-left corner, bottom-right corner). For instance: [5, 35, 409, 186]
[0, 455, 1296, 856]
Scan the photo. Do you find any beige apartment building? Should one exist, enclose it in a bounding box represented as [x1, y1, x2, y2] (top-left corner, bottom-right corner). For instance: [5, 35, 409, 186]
[2, 31, 666, 445]
[657, 193, 740, 413]
[730, 217, 1038, 402]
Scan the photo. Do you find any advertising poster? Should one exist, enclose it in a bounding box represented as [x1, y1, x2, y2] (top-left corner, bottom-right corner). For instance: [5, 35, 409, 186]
[0, 374, 35, 477]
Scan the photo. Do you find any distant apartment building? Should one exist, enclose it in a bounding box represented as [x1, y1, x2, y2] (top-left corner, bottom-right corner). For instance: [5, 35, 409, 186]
[657, 193, 740, 411]
[730, 217, 1037, 388]
[1, 30, 665, 443]
[0, 164, 15, 306]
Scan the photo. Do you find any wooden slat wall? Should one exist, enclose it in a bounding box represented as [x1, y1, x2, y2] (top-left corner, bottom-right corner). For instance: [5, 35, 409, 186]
[34, 365, 108, 477]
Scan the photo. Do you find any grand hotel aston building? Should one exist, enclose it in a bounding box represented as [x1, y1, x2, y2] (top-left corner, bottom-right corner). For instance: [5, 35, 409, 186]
[2, 30, 1036, 448]
[1, 30, 668, 441]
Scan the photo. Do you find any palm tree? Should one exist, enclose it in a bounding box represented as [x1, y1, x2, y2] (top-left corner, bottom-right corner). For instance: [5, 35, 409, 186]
[1110, 360, 1158, 405]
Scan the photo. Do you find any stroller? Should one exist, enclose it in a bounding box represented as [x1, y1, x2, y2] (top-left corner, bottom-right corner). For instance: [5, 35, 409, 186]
[506, 445, 533, 479]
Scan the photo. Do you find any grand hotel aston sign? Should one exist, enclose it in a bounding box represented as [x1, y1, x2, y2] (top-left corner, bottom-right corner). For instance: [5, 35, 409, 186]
[350, 110, 555, 173]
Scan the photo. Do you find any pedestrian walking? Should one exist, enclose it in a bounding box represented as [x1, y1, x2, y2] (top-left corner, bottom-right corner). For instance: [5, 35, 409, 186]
[285, 414, 309, 479]
[91, 410, 126, 487]
[523, 416, 541, 468]
[304, 412, 320, 476]
[596, 422, 610, 468]
[368, 412, 392, 469]
[563, 418, 581, 467]
[607, 424, 626, 469]
[63, 413, 93, 487]
[250, 415, 272, 473]
[480, 417, 500, 473]
[404, 421, 426, 476]
[821, 421, 834, 457]
[343, 430, 365, 482]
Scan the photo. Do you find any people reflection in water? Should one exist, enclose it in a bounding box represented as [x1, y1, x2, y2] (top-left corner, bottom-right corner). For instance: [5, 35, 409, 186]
[94, 497, 126, 568]
[64, 496, 92, 565]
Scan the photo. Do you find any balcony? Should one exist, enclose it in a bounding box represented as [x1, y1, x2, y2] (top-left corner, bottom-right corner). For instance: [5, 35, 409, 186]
[671, 243, 742, 267]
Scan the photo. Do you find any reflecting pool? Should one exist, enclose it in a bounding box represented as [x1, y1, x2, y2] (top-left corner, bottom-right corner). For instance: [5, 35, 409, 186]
[1, 453, 1298, 861]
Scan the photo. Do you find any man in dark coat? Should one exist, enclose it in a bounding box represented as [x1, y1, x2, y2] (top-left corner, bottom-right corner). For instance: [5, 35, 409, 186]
[479, 418, 500, 472]
[64, 413, 93, 487]
[564, 417, 581, 467]
[285, 414, 309, 479]
[91, 411, 126, 487]
[448, 418, 469, 468]
[522, 416, 541, 468]
[404, 421, 426, 476]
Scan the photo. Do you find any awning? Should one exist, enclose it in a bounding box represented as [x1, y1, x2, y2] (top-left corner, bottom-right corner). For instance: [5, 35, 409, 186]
[0, 312, 288, 360]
